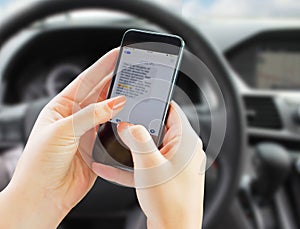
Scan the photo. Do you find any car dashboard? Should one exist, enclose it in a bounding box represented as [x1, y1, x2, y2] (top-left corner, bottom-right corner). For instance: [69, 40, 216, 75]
[198, 19, 300, 150]
[0, 12, 300, 228]
[2, 15, 299, 150]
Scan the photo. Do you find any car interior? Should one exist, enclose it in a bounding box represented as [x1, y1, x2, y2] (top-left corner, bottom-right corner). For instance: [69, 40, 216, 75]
[0, 0, 299, 229]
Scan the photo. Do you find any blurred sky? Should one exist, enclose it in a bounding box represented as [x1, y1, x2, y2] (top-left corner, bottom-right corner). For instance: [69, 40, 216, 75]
[0, 0, 300, 19]
[182, 0, 300, 19]
[0, 0, 11, 5]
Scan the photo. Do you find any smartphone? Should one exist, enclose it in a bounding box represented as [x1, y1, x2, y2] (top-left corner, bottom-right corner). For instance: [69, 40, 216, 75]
[92, 29, 184, 170]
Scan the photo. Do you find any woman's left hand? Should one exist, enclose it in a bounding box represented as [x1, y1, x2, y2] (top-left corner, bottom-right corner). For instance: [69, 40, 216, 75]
[0, 48, 125, 229]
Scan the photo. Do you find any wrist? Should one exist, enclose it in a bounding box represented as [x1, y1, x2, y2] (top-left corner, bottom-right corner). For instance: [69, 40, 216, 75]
[0, 182, 68, 229]
[147, 215, 203, 229]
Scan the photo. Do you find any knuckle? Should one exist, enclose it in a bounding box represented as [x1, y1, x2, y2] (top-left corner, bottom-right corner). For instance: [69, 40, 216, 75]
[93, 103, 112, 122]
[84, 103, 96, 117]
[51, 119, 72, 136]
[197, 137, 204, 150]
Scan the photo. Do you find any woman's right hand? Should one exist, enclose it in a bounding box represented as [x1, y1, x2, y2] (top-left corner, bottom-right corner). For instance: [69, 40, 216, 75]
[93, 101, 206, 229]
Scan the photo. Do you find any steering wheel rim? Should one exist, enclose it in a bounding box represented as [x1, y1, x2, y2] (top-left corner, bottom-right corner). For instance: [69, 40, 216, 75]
[0, 0, 246, 228]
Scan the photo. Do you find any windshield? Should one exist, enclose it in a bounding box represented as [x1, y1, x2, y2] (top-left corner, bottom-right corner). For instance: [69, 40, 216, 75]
[1, 0, 300, 20]
[186, 0, 300, 19]
[0, 0, 11, 7]
[153, 0, 300, 20]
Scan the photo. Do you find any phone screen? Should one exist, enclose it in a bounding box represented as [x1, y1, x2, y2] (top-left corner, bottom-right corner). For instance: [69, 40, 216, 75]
[110, 46, 179, 136]
[93, 29, 184, 170]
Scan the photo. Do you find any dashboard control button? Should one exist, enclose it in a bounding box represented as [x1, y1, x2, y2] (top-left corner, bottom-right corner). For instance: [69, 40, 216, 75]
[295, 158, 300, 175]
[294, 105, 300, 124]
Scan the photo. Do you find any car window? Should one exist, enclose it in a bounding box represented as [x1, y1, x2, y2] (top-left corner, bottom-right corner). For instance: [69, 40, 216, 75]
[0, 0, 10, 5]
[152, 0, 300, 20]
[185, 0, 300, 19]
[2, 0, 299, 20]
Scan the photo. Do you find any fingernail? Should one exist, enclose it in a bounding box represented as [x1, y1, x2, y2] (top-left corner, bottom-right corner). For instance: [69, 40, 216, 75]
[108, 96, 126, 110]
[117, 122, 133, 132]
[129, 125, 152, 143]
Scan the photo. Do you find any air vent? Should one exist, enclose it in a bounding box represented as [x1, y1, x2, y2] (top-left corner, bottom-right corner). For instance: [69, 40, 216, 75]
[243, 96, 283, 130]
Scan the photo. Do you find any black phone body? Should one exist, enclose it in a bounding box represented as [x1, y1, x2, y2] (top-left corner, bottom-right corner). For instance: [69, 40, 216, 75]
[92, 29, 184, 170]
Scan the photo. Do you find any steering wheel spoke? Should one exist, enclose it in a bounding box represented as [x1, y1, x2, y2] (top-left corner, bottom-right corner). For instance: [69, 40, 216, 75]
[0, 98, 50, 149]
[0, 103, 27, 148]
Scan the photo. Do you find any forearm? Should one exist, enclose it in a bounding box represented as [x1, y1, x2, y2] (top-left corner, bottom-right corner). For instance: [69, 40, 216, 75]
[147, 206, 204, 229]
[0, 183, 67, 229]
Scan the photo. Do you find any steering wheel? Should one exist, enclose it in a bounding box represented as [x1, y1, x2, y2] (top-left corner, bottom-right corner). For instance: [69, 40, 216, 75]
[0, 0, 245, 228]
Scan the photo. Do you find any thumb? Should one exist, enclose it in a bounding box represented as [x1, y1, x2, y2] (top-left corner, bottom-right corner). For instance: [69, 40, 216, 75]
[117, 123, 166, 169]
[62, 96, 126, 138]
